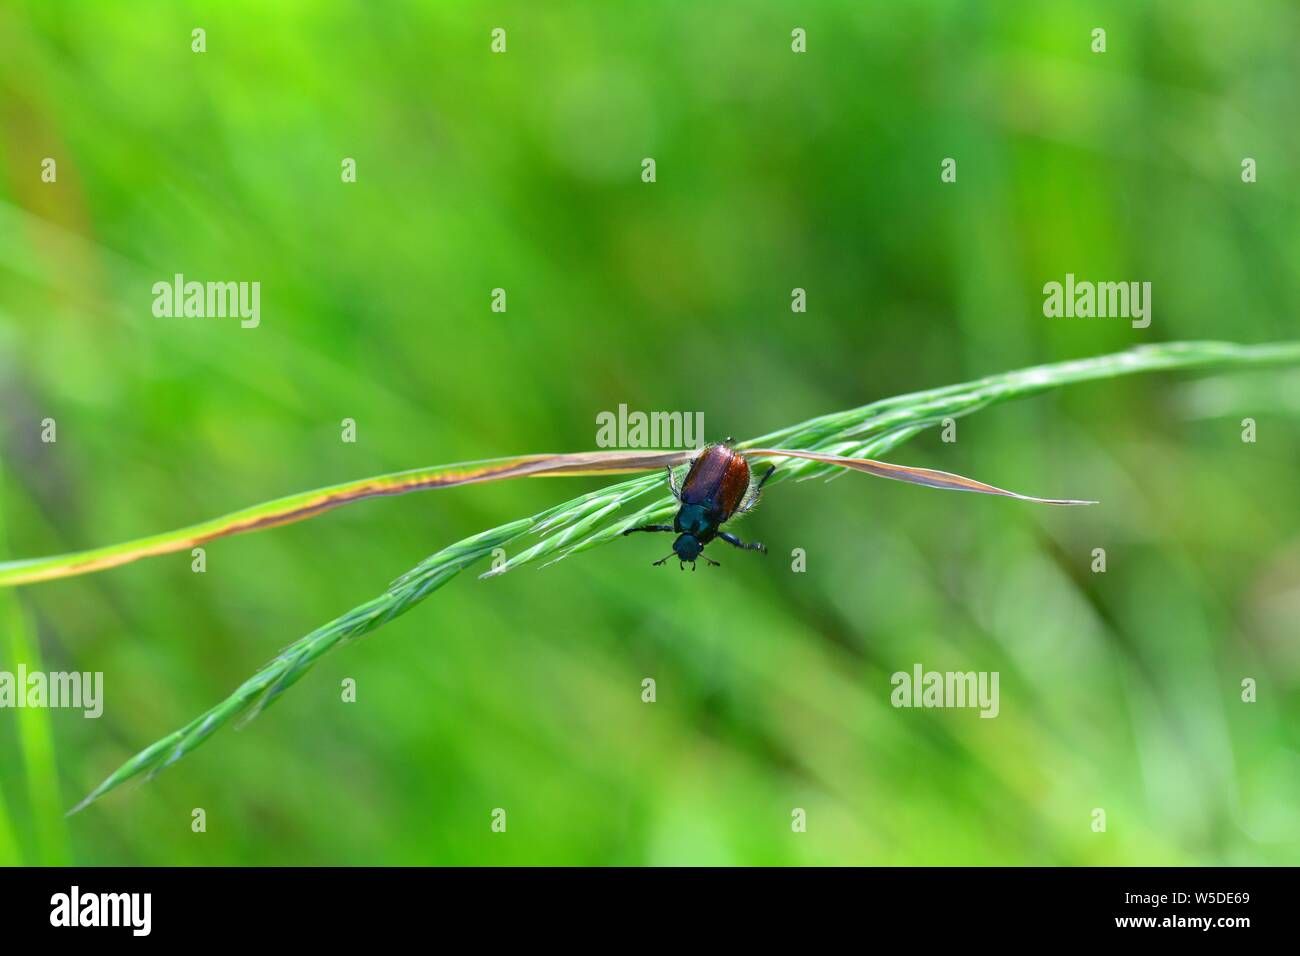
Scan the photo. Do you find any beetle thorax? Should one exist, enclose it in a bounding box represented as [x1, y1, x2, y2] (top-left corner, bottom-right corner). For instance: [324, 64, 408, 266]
[675, 503, 712, 536]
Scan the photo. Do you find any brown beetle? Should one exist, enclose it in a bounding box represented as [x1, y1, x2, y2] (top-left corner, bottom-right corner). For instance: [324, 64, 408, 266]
[622, 440, 774, 569]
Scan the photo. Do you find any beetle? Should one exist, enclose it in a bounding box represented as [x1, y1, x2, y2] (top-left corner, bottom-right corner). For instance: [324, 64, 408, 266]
[622, 440, 775, 569]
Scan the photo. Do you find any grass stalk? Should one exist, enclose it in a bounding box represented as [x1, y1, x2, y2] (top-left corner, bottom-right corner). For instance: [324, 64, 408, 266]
[70, 341, 1300, 811]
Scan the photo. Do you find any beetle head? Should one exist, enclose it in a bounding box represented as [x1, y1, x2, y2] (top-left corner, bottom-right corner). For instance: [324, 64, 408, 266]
[672, 534, 703, 563]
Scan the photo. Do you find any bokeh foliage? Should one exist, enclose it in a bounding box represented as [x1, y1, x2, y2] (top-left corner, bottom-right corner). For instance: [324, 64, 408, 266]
[0, 1, 1297, 864]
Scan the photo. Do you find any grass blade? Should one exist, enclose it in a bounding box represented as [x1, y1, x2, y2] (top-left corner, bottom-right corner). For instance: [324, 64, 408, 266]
[0, 452, 691, 588]
[66, 341, 1300, 810]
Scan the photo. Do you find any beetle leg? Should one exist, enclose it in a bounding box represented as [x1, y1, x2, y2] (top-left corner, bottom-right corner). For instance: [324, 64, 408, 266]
[665, 466, 681, 499]
[624, 524, 674, 536]
[737, 465, 776, 514]
[701, 555, 720, 567]
[653, 553, 674, 566]
[719, 532, 766, 555]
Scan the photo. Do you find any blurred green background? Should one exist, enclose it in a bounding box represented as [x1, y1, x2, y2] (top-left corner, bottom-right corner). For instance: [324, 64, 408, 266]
[1, 0, 1298, 865]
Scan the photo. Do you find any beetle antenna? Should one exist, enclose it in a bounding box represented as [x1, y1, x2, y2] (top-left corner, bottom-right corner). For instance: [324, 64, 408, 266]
[702, 555, 720, 567]
[652, 554, 673, 566]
